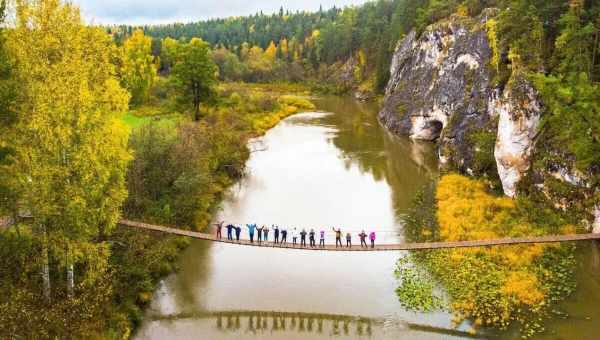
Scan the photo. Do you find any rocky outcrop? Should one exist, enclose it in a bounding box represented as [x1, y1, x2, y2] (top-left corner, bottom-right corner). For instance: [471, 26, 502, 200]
[378, 10, 600, 229]
[379, 12, 544, 197]
[492, 78, 542, 197]
[379, 14, 495, 174]
[337, 55, 359, 87]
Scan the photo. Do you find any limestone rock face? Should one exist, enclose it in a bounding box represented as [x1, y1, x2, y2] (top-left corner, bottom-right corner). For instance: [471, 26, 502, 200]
[378, 15, 494, 173]
[379, 12, 543, 197]
[492, 79, 542, 197]
[378, 10, 599, 228]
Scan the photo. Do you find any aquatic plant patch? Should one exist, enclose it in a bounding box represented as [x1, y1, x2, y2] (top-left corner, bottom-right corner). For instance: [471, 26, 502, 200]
[397, 174, 577, 337]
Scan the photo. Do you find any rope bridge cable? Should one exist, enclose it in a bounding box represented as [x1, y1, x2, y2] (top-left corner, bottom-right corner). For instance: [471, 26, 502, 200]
[118, 219, 600, 252]
[211, 226, 408, 234]
[207, 220, 418, 234]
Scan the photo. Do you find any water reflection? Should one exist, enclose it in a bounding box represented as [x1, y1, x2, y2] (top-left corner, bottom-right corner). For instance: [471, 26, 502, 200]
[147, 309, 484, 339]
[530, 241, 600, 340]
[312, 96, 438, 215]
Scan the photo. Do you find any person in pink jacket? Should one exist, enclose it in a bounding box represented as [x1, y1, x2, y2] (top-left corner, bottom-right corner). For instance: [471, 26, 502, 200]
[369, 231, 376, 248]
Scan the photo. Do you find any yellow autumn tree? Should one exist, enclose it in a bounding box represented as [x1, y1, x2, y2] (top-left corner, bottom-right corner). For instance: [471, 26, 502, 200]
[2, 0, 131, 299]
[121, 29, 157, 105]
[265, 40, 277, 60]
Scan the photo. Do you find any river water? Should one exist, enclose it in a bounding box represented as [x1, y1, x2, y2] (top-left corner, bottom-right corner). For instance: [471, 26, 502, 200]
[135, 96, 600, 340]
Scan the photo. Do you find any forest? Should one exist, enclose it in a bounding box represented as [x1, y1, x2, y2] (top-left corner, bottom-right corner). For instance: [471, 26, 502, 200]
[109, 0, 600, 95]
[1, 0, 599, 338]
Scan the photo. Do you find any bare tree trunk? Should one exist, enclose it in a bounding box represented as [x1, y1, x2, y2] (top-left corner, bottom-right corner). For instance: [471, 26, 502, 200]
[66, 243, 74, 298]
[41, 224, 51, 302]
[592, 29, 599, 82]
[194, 102, 200, 121]
[593, 205, 600, 234]
[193, 81, 201, 121]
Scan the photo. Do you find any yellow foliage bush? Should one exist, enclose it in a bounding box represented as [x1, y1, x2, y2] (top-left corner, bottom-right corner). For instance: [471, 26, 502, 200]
[403, 174, 577, 336]
[436, 173, 560, 274]
[437, 174, 517, 241]
[214, 83, 316, 136]
[485, 19, 500, 73]
[278, 95, 316, 110]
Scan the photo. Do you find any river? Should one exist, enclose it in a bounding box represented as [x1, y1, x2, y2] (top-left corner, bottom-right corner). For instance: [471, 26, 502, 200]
[134, 96, 600, 340]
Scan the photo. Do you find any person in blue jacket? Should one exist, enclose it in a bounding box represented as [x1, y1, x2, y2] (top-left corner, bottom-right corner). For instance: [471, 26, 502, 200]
[235, 225, 241, 241]
[273, 225, 280, 244]
[246, 223, 257, 243]
[226, 224, 235, 240]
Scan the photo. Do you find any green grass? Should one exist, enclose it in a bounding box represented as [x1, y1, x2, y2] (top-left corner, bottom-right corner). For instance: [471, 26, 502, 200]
[122, 111, 181, 129]
[122, 112, 151, 128]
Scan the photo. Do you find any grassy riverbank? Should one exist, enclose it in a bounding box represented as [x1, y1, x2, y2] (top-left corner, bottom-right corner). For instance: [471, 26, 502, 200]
[0, 81, 316, 338]
[396, 174, 578, 337]
[108, 82, 315, 336]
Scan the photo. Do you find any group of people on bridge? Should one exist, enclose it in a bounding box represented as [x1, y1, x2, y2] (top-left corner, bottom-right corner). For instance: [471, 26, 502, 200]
[213, 222, 377, 248]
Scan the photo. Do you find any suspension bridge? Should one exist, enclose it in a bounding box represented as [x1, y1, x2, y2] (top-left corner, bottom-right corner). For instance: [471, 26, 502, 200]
[118, 219, 600, 251]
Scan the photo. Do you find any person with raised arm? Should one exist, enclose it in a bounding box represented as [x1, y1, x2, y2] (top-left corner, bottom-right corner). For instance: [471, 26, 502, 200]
[359, 230, 368, 248]
[214, 221, 224, 239]
[257, 225, 264, 243]
[226, 223, 235, 240]
[246, 223, 257, 243]
[332, 227, 343, 248]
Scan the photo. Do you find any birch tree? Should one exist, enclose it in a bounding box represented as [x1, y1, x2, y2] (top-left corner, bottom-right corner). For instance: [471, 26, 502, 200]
[1, 0, 131, 299]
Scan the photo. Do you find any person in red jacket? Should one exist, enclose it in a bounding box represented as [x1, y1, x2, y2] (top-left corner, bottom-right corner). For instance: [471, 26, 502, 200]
[359, 230, 368, 248]
[214, 221, 224, 239]
[369, 231, 376, 248]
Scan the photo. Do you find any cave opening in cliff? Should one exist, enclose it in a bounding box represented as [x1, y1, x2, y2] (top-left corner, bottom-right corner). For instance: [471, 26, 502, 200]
[428, 120, 444, 140]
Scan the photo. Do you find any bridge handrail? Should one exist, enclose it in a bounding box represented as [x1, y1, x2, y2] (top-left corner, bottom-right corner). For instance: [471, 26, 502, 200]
[118, 219, 600, 251]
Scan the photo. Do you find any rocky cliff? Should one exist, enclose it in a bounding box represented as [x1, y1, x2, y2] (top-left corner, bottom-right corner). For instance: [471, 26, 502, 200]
[379, 12, 600, 229]
[379, 12, 542, 198]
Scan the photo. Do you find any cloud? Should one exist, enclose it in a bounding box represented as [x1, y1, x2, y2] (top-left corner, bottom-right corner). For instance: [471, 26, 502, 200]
[73, 0, 368, 25]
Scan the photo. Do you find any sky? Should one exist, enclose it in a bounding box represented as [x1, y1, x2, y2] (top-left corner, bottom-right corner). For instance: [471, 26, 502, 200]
[73, 0, 370, 25]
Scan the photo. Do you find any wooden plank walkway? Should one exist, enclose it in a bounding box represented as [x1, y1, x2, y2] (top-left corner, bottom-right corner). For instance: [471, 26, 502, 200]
[119, 219, 600, 251]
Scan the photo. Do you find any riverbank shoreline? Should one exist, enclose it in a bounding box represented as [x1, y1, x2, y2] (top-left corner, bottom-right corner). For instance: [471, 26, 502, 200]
[116, 82, 318, 337]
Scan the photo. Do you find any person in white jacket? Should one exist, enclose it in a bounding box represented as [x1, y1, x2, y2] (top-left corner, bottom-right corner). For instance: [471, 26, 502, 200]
[291, 227, 298, 246]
